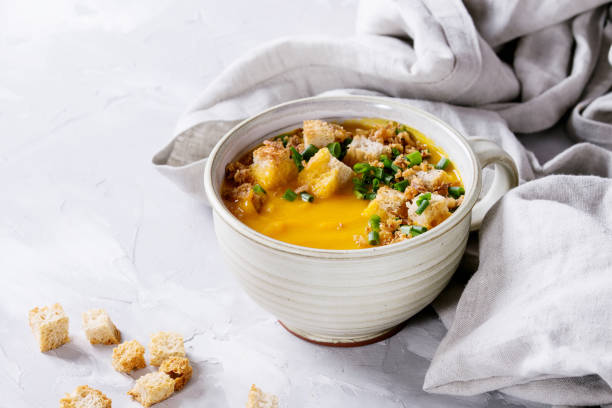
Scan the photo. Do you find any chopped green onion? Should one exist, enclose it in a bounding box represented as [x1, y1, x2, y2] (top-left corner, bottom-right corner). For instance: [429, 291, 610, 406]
[327, 142, 341, 158]
[252, 184, 266, 195]
[380, 155, 393, 168]
[372, 178, 380, 191]
[448, 186, 465, 198]
[369, 214, 381, 231]
[435, 157, 450, 170]
[391, 163, 401, 174]
[416, 192, 432, 205]
[290, 147, 303, 171]
[391, 148, 401, 158]
[395, 125, 407, 135]
[392, 180, 409, 192]
[400, 225, 427, 237]
[383, 173, 394, 184]
[302, 144, 318, 161]
[406, 151, 422, 166]
[364, 192, 377, 200]
[410, 225, 428, 236]
[368, 230, 380, 245]
[282, 189, 297, 201]
[300, 192, 314, 202]
[353, 189, 365, 200]
[353, 163, 370, 173]
[415, 199, 430, 215]
[372, 167, 384, 179]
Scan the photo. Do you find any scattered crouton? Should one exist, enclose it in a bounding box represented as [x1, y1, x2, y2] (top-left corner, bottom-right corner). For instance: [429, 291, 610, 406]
[159, 356, 193, 391]
[297, 148, 353, 198]
[246, 384, 278, 408]
[128, 372, 174, 407]
[343, 135, 391, 166]
[361, 186, 408, 220]
[112, 340, 146, 373]
[407, 193, 454, 229]
[303, 120, 349, 148]
[251, 141, 298, 190]
[149, 332, 185, 367]
[28, 303, 69, 352]
[60, 385, 112, 408]
[82, 309, 121, 345]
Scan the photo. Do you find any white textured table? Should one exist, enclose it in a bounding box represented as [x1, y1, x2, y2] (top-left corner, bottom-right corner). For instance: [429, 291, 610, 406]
[1, 1, 548, 407]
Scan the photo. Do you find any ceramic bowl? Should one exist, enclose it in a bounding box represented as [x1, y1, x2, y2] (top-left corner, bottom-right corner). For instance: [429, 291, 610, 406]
[203, 96, 518, 346]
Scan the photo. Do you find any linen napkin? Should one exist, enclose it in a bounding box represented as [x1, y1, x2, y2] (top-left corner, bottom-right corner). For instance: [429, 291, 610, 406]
[153, 0, 612, 405]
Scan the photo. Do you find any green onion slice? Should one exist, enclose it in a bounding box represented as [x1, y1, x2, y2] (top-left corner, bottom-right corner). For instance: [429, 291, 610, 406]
[282, 189, 298, 201]
[392, 180, 409, 192]
[252, 184, 266, 195]
[353, 189, 365, 200]
[300, 192, 314, 202]
[391, 147, 401, 158]
[372, 167, 384, 179]
[448, 186, 465, 198]
[368, 230, 380, 245]
[410, 225, 427, 236]
[372, 178, 380, 191]
[416, 192, 432, 205]
[290, 147, 303, 171]
[302, 144, 318, 161]
[380, 155, 393, 168]
[369, 214, 381, 231]
[435, 157, 450, 170]
[327, 142, 341, 158]
[405, 151, 422, 166]
[383, 173, 394, 184]
[364, 192, 377, 200]
[415, 199, 430, 215]
[400, 225, 427, 237]
[353, 163, 370, 173]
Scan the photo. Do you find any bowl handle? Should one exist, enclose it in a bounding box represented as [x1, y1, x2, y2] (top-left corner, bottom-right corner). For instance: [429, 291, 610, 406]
[467, 138, 519, 231]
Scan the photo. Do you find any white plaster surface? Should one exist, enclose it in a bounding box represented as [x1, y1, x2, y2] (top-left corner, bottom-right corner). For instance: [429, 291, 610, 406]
[0, 1, 549, 407]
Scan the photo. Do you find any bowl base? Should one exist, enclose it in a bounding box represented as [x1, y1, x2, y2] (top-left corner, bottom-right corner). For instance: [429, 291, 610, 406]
[278, 320, 406, 347]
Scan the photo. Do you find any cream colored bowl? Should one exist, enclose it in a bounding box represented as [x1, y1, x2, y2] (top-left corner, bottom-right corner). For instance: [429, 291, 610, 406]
[203, 96, 518, 346]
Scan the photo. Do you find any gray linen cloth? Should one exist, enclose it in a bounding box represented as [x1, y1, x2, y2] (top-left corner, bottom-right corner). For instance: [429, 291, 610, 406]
[153, 0, 612, 405]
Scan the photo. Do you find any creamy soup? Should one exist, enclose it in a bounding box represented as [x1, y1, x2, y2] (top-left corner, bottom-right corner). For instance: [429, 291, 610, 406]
[221, 118, 464, 250]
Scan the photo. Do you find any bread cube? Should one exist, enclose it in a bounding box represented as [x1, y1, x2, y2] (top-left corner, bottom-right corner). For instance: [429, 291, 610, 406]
[28, 303, 69, 352]
[112, 340, 146, 373]
[59, 385, 112, 408]
[361, 186, 407, 220]
[149, 331, 185, 366]
[407, 193, 453, 229]
[82, 309, 121, 345]
[413, 169, 449, 191]
[251, 142, 298, 190]
[159, 356, 193, 391]
[343, 135, 391, 166]
[127, 372, 174, 407]
[246, 384, 278, 408]
[303, 120, 349, 148]
[297, 148, 353, 198]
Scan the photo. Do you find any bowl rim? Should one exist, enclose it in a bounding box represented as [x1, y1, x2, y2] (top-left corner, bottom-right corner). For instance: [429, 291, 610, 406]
[204, 95, 481, 259]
